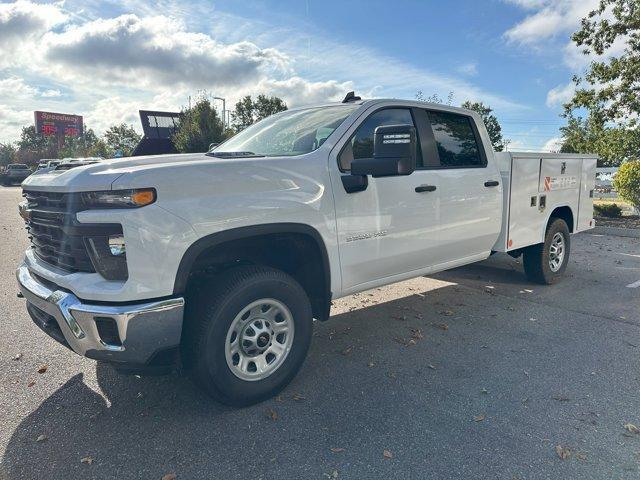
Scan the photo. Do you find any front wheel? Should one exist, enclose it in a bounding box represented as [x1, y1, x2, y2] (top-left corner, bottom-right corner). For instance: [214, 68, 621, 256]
[183, 266, 313, 406]
[523, 217, 571, 285]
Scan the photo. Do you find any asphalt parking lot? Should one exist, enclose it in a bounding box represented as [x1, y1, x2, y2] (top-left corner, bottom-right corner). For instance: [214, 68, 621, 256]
[0, 185, 639, 480]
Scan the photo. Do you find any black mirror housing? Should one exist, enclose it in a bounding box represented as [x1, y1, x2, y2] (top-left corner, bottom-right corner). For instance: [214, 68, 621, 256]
[350, 124, 416, 178]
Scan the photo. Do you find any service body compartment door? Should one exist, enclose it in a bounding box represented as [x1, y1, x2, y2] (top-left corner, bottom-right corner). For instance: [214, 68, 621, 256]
[577, 157, 597, 231]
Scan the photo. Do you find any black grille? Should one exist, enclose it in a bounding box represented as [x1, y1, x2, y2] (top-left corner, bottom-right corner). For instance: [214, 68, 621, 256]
[22, 190, 122, 274]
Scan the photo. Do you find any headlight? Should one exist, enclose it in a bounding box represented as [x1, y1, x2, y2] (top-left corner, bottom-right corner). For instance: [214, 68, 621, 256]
[84, 235, 128, 280]
[81, 188, 156, 208]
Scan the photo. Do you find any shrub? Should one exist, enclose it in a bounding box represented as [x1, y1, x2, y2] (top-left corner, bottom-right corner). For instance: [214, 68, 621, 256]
[594, 203, 622, 218]
[613, 160, 640, 212]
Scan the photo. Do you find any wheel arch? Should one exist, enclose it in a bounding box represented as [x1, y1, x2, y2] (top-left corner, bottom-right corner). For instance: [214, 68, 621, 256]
[173, 223, 332, 321]
[546, 205, 575, 235]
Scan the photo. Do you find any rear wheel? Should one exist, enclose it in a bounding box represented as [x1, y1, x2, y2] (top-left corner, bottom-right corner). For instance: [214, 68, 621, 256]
[523, 217, 570, 285]
[183, 266, 313, 406]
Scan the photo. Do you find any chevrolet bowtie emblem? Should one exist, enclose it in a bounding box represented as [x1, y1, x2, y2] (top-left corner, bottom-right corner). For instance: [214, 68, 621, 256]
[18, 201, 31, 221]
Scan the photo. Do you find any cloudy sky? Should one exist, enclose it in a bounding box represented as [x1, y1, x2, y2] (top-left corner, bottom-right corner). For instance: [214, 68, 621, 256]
[0, 0, 604, 150]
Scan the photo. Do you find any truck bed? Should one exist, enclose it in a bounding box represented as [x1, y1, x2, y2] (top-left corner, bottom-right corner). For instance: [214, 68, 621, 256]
[493, 152, 597, 253]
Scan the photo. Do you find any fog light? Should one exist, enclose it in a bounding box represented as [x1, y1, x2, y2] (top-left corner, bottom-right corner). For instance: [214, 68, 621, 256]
[108, 235, 126, 256]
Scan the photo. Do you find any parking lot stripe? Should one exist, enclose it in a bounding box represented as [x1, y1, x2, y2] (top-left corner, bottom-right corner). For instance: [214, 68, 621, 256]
[626, 279, 640, 288]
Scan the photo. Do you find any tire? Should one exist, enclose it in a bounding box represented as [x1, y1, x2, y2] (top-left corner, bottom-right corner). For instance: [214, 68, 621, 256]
[523, 217, 570, 285]
[183, 266, 313, 406]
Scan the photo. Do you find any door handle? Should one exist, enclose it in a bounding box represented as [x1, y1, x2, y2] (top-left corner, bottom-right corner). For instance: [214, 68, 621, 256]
[415, 184, 437, 193]
[484, 180, 499, 187]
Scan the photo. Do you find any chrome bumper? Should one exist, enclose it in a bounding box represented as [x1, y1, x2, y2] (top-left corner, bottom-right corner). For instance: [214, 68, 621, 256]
[16, 263, 184, 366]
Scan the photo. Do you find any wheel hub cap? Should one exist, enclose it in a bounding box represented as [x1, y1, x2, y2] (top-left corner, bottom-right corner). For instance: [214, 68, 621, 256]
[225, 299, 295, 381]
[548, 232, 565, 272]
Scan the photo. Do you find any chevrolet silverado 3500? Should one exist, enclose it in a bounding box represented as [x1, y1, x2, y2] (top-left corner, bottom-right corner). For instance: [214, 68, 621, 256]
[16, 96, 597, 406]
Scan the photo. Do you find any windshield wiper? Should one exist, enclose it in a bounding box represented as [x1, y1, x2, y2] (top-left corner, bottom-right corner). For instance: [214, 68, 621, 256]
[206, 151, 264, 158]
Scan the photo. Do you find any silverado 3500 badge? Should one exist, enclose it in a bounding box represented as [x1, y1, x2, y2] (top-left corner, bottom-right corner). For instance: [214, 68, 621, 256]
[346, 231, 388, 243]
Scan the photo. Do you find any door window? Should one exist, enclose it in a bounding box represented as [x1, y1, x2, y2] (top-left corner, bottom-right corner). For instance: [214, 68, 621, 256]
[339, 108, 417, 171]
[427, 111, 484, 168]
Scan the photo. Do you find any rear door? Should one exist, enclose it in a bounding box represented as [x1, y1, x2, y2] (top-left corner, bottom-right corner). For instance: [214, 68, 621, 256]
[424, 109, 502, 264]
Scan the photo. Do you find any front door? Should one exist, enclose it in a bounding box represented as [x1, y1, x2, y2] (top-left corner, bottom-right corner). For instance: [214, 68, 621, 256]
[329, 105, 440, 293]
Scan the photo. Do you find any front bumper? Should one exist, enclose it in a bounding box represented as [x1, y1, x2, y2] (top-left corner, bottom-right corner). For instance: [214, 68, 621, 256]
[16, 263, 184, 367]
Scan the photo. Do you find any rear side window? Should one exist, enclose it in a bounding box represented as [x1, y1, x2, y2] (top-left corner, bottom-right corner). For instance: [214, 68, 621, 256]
[428, 111, 483, 168]
[339, 108, 416, 171]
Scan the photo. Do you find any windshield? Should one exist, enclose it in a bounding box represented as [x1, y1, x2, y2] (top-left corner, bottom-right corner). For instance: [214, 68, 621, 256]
[210, 104, 359, 157]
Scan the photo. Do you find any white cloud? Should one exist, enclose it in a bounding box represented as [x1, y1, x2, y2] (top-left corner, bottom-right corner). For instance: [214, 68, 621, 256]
[456, 62, 478, 76]
[0, 0, 67, 66]
[503, 0, 598, 46]
[546, 82, 575, 108]
[543, 137, 562, 152]
[41, 89, 62, 98]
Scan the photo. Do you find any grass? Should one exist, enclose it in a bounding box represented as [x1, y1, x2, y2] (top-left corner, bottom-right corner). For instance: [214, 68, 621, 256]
[594, 197, 636, 216]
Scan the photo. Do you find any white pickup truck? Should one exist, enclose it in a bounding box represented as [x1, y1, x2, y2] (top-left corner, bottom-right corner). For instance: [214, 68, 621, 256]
[16, 95, 597, 405]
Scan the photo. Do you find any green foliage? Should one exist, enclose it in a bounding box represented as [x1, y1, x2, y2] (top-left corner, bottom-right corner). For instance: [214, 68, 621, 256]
[173, 96, 227, 153]
[58, 128, 102, 159]
[613, 160, 640, 210]
[560, 114, 640, 166]
[103, 124, 141, 156]
[415, 91, 454, 105]
[232, 94, 287, 132]
[594, 203, 623, 217]
[0, 143, 17, 167]
[461, 101, 508, 152]
[565, 0, 640, 125]
[16, 126, 58, 166]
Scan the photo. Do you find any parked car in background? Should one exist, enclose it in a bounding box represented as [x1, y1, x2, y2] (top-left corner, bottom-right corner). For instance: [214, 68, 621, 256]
[0, 164, 32, 185]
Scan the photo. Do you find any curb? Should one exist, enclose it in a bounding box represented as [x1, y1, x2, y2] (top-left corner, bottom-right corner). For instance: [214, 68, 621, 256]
[590, 226, 640, 238]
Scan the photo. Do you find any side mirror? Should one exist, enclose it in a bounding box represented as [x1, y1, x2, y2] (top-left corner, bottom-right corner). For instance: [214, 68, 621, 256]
[351, 124, 417, 178]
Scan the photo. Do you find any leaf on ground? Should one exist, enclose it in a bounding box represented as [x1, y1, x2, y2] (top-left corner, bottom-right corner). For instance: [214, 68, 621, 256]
[474, 414, 485, 422]
[330, 447, 345, 453]
[428, 364, 436, 370]
[292, 393, 305, 401]
[480, 388, 488, 394]
[13, 353, 22, 361]
[436, 323, 449, 331]
[323, 469, 339, 479]
[367, 361, 375, 368]
[37, 365, 48, 374]
[383, 449, 393, 459]
[274, 395, 283, 402]
[265, 408, 278, 420]
[161, 474, 177, 480]
[410, 328, 424, 340]
[624, 423, 640, 434]
[36, 434, 47, 442]
[341, 346, 353, 356]
[80, 457, 94, 465]
[552, 396, 571, 402]
[555, 445, 571, 460]
[440, 310, 454, 316]
[27, 381, 35, 387]
[575, 452, 587, 461]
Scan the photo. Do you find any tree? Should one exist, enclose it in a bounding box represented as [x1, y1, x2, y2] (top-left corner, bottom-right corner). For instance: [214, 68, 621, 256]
[103, 123, 141, 157]
[173, 96, 228, 153]
[559, 114, 640, 166]
[58, 128, 103, 159]
[565, 0, 640, 126]
[232, 94, 287, 132]
[461, 101, 507, 152]
[0, 143, 17, 167]
[415, 91, 454, 105]
[15, 126, 58, 166]
[613, 160, 640, 211]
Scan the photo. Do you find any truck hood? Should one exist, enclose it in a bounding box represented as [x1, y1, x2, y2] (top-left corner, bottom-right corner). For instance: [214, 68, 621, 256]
[21, 153, 207, 192]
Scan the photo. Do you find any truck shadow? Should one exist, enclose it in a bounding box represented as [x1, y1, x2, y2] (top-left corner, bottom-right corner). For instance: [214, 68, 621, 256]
[0, 260, 533, 479]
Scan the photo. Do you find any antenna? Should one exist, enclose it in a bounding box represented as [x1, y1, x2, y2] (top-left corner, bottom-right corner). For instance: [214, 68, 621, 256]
[342, 91, 361, 103]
